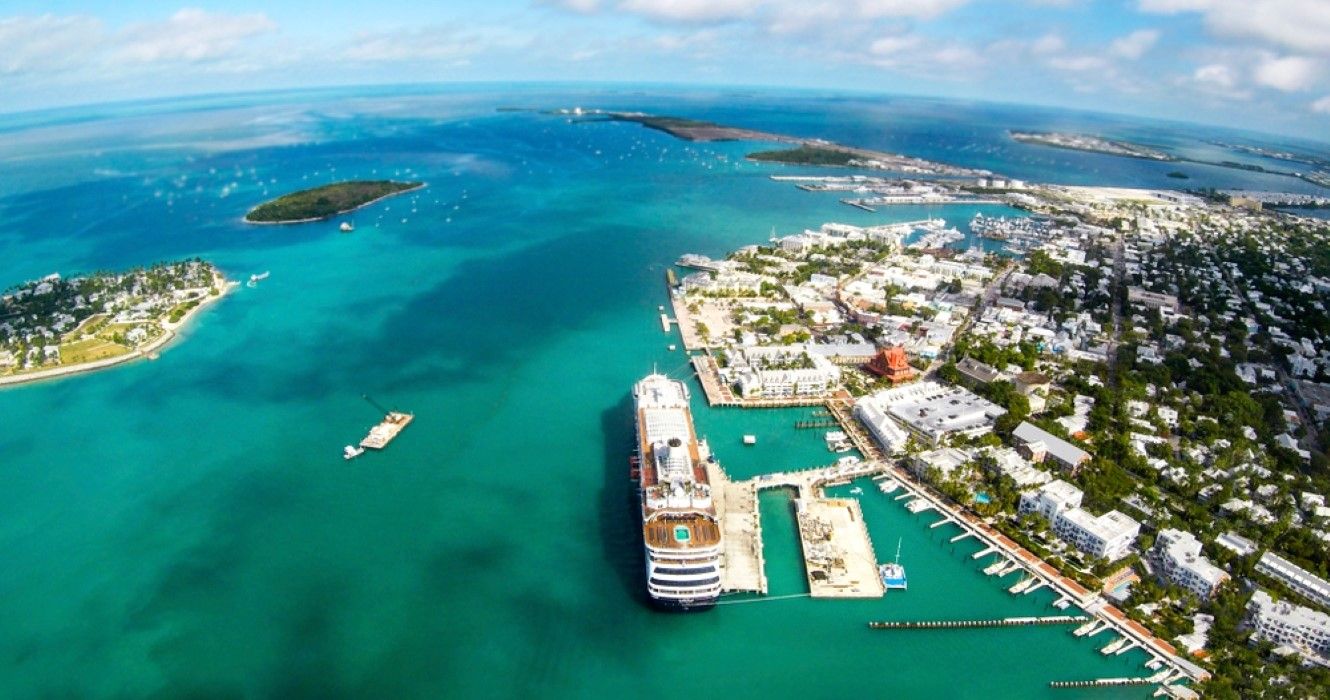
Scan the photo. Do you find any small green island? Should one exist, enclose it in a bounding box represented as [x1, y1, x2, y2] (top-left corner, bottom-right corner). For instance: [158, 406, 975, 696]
[0, 260, 231, 386]
[747, 144, 860, 166]
[244, 180, 424, 224]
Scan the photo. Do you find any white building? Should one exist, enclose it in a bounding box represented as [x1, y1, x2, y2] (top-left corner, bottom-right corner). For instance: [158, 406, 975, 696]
[1246, 590, 1330, 664]
[1256, 552, 1330, 608]
[855, 380, 1006, 444]
[1149, 529, 1230, 600]
[729, 345, 841, 399]
[1019, 480, 1140, 562]
[854, 400, 909, 454]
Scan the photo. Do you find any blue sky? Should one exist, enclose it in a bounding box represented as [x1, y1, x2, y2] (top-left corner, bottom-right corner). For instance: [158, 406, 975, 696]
[2, 1, 1329, 139]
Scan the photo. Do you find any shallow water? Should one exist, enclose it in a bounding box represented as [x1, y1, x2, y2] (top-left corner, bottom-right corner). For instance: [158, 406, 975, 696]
[2, 85, 1315, 698]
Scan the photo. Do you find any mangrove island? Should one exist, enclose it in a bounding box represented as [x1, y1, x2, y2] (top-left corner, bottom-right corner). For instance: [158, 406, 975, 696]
[244, 180, 424, 224]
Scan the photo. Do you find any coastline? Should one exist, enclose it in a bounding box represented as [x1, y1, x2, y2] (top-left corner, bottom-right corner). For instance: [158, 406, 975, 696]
[242, 182, 427, 225]
[0, 272, 236, 389]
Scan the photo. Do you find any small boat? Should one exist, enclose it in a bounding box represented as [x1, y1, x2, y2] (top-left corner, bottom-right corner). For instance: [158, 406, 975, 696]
[875, 477, 901, 494]
[824, 430, 853, 453]
[343, 445, 365, 460]
[880, 538, 908, 590]
[849, 486, 863, 495]
[339, 221, 354, 232]
[668, 344, 677, 351]
[743, 435, 757, 445]
[247, 271, 270, 287]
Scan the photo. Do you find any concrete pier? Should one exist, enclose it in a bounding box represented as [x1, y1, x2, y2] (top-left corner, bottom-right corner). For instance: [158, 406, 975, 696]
[795, 496, 884, 598]
[950, 531, 973, 543]
[929, 516, 952, 529]
[707, 462, 767, 595]
[972, 545, 998, 560]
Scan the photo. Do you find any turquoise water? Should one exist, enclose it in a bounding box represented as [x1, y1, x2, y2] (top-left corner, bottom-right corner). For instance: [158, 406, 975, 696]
[2, 85, 1312, 698]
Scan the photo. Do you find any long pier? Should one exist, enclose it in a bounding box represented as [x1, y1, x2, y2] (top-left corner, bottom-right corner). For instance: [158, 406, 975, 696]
[868, 615, 1088, 630]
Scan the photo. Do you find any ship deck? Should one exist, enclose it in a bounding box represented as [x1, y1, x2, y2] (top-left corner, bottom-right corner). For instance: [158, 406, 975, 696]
[644, 512, 721, 550]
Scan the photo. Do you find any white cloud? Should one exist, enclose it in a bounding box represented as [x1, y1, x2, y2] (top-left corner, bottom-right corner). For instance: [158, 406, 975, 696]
[0, 14, 103, 75]
[854, 0, 970, 20]
[1030, 33, 1065, 55]
[1048, 55, 1108, 72]
[343, 28, 486, 63]
[1311, 95, 1330, 113]
[615, 0, 759, 23]
[1193, 62, 1236, 89]
[1138, 0, 1330, 55]
[1253, 54, 1318, 92]
[114, 8, 276, 64]
[870, 34, 924, 56]
[1110, 29, 1159, 59]
[562, 0, 969, 29]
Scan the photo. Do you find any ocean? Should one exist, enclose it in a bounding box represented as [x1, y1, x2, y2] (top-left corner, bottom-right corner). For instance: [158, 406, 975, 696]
[1, 85, 1324, 698]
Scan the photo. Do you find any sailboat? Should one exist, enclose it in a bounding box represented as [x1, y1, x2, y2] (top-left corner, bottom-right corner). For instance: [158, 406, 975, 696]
[879, 538, 908, 590]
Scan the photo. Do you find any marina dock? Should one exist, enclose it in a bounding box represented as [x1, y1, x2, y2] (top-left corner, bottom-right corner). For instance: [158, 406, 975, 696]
[816, 399, 1212, 685]
[868, 615, 1088, 630]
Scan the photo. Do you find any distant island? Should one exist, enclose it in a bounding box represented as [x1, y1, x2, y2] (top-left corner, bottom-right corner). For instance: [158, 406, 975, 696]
[590, 111, 991, 177]
[244, 180, 424, 224]
[1167, 171, 1189, 179]
[0, 260, 232, 386]
[1011, 131, 1174, 161]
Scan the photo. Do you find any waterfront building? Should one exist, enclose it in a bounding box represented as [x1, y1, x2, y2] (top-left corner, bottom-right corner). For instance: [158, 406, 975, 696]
[854, 399, 910, 454]
[1019, 480, 1139, 562]
[1149, 529, 1230, 600]
[855, 380, 1005, 445]
[1256, 552, 1330, 608]
[728, 345, 841, 399]
[1246, 590, 1330, 665]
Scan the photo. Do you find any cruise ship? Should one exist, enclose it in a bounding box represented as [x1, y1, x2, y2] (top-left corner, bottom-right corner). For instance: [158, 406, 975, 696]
[631, 373, 723, 611]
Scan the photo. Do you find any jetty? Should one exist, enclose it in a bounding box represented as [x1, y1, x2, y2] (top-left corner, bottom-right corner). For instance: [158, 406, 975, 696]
[868, 615, 1087, 630]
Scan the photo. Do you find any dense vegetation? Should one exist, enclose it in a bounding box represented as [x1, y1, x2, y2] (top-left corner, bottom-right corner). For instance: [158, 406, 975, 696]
[244, 181, 421, 223]
[747, 144, 858, 166]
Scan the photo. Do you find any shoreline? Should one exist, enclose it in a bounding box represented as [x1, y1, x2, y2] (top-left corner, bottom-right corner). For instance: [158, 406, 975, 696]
[0, 271, 236, 389]
[242, 182, 427, 225]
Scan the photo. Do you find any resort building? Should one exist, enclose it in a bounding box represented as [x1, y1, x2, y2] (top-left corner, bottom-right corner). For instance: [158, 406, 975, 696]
[1149, 529, 1230, 600]
[1012, 421, 1091, 474]
[1246, 590, 1330, 665]
[1019, 480, 1140, 562]
[727, 345, 841, 400]
[855, 380, 1006, 445]
[1256, 552, 1330, 609]
[854, 399, 910, 454]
